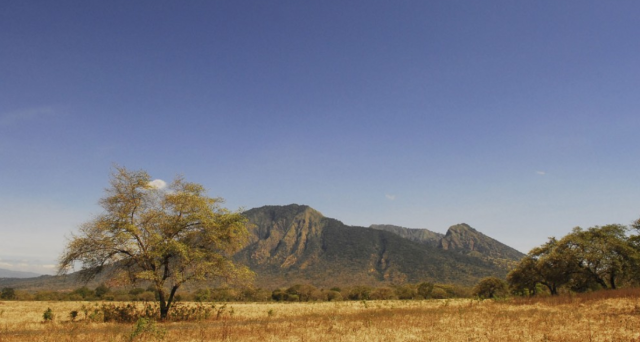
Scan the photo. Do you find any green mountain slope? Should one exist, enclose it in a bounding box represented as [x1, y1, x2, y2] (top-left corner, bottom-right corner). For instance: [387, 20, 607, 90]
[369, 224, 444, 247]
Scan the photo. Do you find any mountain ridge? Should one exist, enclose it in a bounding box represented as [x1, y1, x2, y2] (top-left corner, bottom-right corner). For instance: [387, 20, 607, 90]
[0, 268, 41, 279]
[236, 204, 522, 288]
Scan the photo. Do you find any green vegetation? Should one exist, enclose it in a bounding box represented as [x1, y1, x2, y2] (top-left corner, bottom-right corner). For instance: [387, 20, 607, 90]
[471, 277, 508, 299]
[1, 287, 16, 300]
[58, 166, 251, 319]
[508, 221, 640, 296]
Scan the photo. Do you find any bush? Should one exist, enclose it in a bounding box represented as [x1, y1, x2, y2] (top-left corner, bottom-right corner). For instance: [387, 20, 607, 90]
[430, 287, 448, 299]
[348, 286, 372, 300]
[473, 277, 508, 299]
[43, 308, 54, 322]
[326, 290, 343, 301]
[370, 287, 397, 300]
[417, 282, 434, 299]
[1, 288, 16, 300]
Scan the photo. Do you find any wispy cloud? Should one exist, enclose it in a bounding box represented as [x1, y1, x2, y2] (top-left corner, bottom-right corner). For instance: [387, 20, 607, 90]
[0, 106, 58, 127]
[385, 194, 396, 201]
[148, 179, 167, 189]
[536, 171, 546, 176]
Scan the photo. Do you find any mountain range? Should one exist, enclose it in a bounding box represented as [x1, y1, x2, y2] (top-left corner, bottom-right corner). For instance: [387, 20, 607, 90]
[0, 268, 41, 279]
[236, 204, 524, 288]
[0, 204, 524, 290]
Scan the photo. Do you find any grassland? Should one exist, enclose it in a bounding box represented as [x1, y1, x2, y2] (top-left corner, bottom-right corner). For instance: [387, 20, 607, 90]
[1, 289, 640, 341]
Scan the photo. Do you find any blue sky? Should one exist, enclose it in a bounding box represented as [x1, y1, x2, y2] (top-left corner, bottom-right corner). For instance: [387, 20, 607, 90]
[1, 1, 639, 274]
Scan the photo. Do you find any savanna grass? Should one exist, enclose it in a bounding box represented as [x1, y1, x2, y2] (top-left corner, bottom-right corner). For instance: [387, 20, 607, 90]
[0, 291, 639, 341]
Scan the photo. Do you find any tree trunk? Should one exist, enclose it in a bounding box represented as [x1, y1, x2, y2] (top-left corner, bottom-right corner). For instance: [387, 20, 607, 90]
[158, 285, 180, 321]
[610, 271, 617, 290]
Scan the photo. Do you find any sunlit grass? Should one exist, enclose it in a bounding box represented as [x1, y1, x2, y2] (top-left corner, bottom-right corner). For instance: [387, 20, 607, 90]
[1, 290, 639, 341]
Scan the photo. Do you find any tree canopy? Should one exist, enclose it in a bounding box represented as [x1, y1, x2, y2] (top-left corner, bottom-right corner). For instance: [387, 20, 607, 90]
[59, 166, 251, 319]
[507, 223, 640, 296]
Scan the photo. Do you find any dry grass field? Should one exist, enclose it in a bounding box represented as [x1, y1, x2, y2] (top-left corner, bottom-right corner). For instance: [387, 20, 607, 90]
[1, 289, 640, 342]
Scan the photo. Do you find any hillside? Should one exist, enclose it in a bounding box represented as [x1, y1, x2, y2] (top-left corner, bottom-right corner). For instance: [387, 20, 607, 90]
[0, 268, 41, 279]
[236, 205, 517, 288]
[369, 224, 444, 247]
[370, 223, 525, 269]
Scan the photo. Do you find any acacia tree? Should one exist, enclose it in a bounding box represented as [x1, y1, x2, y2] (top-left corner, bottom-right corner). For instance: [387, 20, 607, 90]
[507, 237, 577, 295]
[472, 277, 508, 299]
[557, 225, 637, 290]
[59, 167, 251, 319]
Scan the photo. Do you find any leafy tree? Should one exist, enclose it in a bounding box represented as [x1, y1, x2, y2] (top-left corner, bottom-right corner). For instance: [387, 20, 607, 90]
[95, 283, 110, 299]
[59, 166, 251, 319]
[1, 287, 16, 300]
[472, 277, 508, 299]
[417, 281, 434, 299]
[286, 284, 318, 302]
[347, 286, 372, 300]
[557, 225, 638, 290]
[527, 237, 578, 295]
[506, 256, 540, 296]
[72, 286, 95, 299]
[193, 288, 211, 302]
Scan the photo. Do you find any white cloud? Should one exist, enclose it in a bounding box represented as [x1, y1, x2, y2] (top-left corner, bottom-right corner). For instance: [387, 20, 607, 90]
[385, 194, 396, 201]
[149, 179, 167, 189]
[0, 106, 57, 127]
[536, 171, 546, 176]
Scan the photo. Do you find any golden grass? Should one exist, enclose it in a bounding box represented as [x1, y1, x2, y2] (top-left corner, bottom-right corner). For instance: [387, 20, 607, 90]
[1, 291, 640, 341]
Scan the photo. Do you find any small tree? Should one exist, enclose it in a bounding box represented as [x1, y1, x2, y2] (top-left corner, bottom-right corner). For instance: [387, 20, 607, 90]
[472, 277, 508, 299]
[95, 283, 110, 299]
[59, 166, 251, 320]
[417, 281, 434, 299]
[1, 287, 16, 300]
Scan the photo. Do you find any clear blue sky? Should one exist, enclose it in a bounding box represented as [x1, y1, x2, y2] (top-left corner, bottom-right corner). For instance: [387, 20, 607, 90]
[2, 1, 639, 274]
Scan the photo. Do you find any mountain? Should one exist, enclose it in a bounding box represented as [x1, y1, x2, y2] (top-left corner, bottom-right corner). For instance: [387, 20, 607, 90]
[439, 223, 524, 261]
[369, 223, 525, 269]
[236, 204, 520, 288]
[0, 268, 41, 279]
[369, 224, 444, 247]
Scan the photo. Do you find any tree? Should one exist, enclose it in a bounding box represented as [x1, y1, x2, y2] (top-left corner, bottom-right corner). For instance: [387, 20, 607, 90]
[417, 281, 434, 299]
[557, 225, 638, 290]
[506, 256, 540, 296]
[95, 283, 110, 299]
[1, 287, 16, 300]
[472, 277, 508, 299]
[59, 166, 251, 319]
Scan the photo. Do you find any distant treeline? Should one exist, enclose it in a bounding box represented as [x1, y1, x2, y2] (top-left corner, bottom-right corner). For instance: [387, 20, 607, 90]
[0, 282, 471, 302]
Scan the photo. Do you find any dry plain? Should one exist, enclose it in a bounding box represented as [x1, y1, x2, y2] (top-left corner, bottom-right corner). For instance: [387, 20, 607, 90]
[1, 290, 639, 342]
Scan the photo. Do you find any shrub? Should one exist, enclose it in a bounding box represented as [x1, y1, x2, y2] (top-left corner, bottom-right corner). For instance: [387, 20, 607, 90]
[43, 308, 54, 322]
[1, 288, 16, 300]
[326, 290, 343, 301]
[430, 287, 448, 299]
[473, 277, 509, 299]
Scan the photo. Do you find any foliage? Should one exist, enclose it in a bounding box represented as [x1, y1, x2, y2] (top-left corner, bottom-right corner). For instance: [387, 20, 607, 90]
[43, 307, 54, 322]
[73, 302, 218, 323]
[58, 166, 251, 319]
[129, 318, 166, 341]
[508, 222, 640, 296]
[1, 287, 16, 300]
[472, 277, 508, 299]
